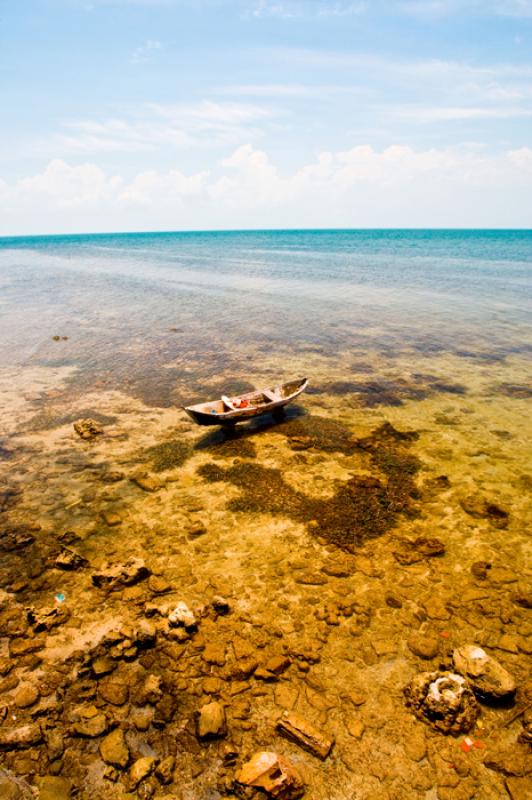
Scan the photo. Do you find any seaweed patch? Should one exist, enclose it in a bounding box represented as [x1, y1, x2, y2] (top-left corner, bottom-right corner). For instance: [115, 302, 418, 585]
[198, 421, 421, 551]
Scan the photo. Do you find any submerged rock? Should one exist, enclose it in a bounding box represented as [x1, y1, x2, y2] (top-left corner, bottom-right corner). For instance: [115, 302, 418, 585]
[196, 701, 227, 740]
[92, 558, 150, 590]
[55, 547, 88, 571]
[460, 496, 509, 528]
[27, 605, 69, 632]
[0, 770, 35, 799]
[99, 728, 129, 768]
[453, 644, 516, 701]
[0, 724, 42, 750]
[276, 711, 334, 760]
[393, 536, 445, 565]
[73, 419, 103, 440]
[130, 473, 162, 492]
[404, 671, 480, 734]
[235, 751, 305, 799]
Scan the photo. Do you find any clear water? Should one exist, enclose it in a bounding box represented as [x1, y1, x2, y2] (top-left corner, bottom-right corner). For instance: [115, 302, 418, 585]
[0, 229, 530, 404]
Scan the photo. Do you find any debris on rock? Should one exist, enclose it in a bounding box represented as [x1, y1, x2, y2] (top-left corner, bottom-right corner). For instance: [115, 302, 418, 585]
[235, 751, 305, 799]
[92, 558, 150, 590]
[73, 419, 104, 440]
[276, 711, 334, 760]
[453, 644, 516, 701]
[196, 701, 227, 740]
[404, 671, 480, 734]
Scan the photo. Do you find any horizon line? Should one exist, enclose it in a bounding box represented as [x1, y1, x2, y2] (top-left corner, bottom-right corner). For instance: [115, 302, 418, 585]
[1, 226, 532, 241]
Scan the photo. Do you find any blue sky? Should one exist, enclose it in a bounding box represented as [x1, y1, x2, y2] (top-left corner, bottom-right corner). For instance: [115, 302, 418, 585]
[1, 0, 531, 233]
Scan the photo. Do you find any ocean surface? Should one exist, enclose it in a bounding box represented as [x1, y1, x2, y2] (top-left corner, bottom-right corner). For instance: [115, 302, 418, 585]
[0, 229, 531, 405]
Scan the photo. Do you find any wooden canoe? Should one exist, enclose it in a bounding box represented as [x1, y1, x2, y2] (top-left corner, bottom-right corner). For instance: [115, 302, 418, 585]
[183, 377, 308, 426]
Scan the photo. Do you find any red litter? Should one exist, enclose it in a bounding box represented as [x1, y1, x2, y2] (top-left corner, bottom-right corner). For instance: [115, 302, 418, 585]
[473, 739, 485, 750]
[460, 737, 474, 753]
[440, 631, 450, 639]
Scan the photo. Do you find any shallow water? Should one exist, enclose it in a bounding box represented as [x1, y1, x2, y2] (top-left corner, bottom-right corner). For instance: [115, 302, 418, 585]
[0, 230, 531, 799]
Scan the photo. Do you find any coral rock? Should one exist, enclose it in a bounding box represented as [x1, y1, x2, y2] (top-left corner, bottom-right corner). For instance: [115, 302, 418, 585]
[99, 728, 129, 768]
[277, 712, 334, 759]
[73, 419, 103, 440]
[404, 671, 480, 734]
[92, 558, 150, 590]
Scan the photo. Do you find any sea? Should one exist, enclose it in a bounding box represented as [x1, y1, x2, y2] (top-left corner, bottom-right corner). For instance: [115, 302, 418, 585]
[0, 229, 531, 799]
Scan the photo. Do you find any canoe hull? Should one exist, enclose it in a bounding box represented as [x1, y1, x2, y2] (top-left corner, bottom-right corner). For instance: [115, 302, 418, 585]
[183, 377, 308, 427]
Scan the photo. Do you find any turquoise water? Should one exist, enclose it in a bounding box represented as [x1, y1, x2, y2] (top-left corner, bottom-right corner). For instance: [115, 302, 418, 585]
[0, 229, 531, 404]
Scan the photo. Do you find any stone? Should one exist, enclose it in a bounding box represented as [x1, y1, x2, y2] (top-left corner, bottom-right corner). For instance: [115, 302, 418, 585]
[0, 527, 34, 552]
[91, 656, 116, 677]
[212, 596, 230, 615]
[131, 473, 161, 492]
[277, 711, 334, 760]
[0, 724, 42, 750]
[139, 674, 163, 705]
[196, 701, 227, 739]
[274, 684, 299, 710]
[55, 547, 88, 570]
[98, 678, 129, 706]
[423, 597, 451, 621]
[453, 644, 516, 701]
[404, 671, 480, 734]
[408, 633, 440, 660]
[235, 751, 305, 799]
[9, 636, 46, 658]
[485, 743, 532, 777]
[26, 605, 69, 632]
[72, 706, 108, 738]
[129, 756, 157, 789]
[44, 729, 64, 761]
[0, 770, 35, 800]
[35, 776, 71, 800]
[168, 601, 196, 629]
[73, 419, 103, 440]
[460, 496, 509, 528]
[101, 511, 122, 526]
[345, 717, 365, 740]
[505, 777, 532, 800]
[202, 641, 226, 666]
[393, 537, 445, 565]
[92, 558, 150, 590]
[14, 684, 40, 709]
[155, 755, 175, 785]
[131, 707, 154, 731]
[148, 575, 171, 594]
[264, 655, 291, 675]
[99, 728, 129, 768]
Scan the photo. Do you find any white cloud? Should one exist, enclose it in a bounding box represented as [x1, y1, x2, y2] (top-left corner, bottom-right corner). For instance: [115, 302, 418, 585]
[2, 144, 530, 234]
[16, 160, 122, 207]
[44, 101, 274, 155]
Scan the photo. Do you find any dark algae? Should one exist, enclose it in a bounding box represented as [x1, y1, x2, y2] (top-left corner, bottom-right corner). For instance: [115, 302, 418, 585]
[197, 419, 421, 550]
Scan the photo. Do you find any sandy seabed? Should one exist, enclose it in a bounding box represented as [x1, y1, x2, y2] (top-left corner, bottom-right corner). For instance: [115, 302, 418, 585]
[0, 334, 531, 800]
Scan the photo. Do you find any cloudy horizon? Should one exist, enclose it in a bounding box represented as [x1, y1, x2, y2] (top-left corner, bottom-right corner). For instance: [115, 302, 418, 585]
[2, 0, 532, 235]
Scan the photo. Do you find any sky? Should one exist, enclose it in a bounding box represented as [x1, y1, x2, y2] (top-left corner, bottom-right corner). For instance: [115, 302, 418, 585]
[1, 0, 531, 234]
